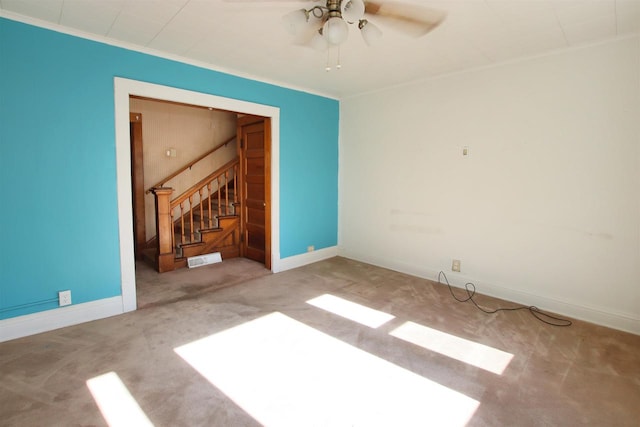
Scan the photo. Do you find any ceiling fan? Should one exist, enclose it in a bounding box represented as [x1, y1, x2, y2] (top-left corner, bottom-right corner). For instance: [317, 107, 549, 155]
[226, 0, 446, 70]
[289, 1, 445, 45]
[229, 0, 445, 47]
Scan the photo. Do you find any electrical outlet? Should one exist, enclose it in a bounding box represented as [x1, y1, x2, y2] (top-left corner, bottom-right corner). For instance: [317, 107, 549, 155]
[307, 245, 315, 252]
[58, 290, 72, 306]
[452, 259, 461, 272]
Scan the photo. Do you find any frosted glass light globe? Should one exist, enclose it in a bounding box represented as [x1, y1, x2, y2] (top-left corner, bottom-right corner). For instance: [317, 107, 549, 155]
[282, 9, 308, 36]
[323, 16, 349, 45]
[341, 0, 365, 23]
[360, 20, 383, 46]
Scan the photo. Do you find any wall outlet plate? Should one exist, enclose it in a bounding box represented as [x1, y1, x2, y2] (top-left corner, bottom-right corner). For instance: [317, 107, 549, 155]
[58, 290, 72, 306]
[452, 259, 461, 272]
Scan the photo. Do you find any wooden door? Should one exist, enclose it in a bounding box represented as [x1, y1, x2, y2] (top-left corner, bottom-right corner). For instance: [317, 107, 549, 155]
[238, 116, 271, 269]
[130, 112, 146, 259]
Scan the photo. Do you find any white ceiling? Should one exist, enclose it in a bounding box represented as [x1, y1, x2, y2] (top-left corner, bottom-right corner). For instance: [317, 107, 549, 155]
[1, 0, 638, 98]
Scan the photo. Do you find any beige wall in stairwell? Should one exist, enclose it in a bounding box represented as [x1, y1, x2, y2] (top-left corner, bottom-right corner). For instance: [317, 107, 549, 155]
[129, 98, 237, 241]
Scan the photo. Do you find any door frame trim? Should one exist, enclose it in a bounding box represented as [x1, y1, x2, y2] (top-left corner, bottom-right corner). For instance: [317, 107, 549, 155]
[129, 112, 145, 258]
[114, 77, 280, 312]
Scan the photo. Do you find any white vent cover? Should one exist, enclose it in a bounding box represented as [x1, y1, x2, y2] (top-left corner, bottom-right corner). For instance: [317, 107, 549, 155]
[187, 252, 222, 268]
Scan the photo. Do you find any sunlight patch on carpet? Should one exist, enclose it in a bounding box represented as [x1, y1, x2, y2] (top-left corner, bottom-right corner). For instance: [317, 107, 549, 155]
[86, 371, 154, 427]
[306, 294, 395, 328]
[390, 321, 514, 375]
[175, 312, 478, 426]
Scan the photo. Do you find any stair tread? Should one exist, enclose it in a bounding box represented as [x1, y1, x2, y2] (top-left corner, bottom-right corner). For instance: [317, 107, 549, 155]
[179, 241, 206, 248]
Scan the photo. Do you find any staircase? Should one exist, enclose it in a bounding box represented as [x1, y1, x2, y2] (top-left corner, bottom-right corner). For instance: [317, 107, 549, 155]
[145, 138, 242, 273]
[172, 182, 240, 269]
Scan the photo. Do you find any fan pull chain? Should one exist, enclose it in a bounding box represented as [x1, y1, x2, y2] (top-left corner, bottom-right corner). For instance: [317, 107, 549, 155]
[325, 46, 342, 72]
[325, 48, 331, 72]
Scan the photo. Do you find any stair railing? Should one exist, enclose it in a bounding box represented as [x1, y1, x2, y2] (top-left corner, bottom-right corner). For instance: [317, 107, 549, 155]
[152, 159, 239, 272]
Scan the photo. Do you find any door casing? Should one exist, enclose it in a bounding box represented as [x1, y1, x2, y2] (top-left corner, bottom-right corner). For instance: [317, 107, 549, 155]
[129, 112, 145, 259]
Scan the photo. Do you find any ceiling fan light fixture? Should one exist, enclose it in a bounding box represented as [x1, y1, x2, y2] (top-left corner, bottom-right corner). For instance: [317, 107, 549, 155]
[282, 9, 309, 36]
[323, 16, 349, 45]
[359, 19, 383, 46]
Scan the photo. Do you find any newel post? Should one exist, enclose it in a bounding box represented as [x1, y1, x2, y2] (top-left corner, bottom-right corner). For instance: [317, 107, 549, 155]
[152, 187, 175, 273]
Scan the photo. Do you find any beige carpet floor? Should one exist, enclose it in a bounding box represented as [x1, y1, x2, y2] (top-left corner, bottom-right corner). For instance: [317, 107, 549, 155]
[1, 257, 638, 426]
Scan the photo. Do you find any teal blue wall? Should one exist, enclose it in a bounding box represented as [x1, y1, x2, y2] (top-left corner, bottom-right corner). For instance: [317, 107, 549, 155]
[0, 18, 339, 320]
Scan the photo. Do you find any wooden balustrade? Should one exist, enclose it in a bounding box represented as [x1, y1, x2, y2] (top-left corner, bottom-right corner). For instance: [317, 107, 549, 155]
[151, 158, 239, 270]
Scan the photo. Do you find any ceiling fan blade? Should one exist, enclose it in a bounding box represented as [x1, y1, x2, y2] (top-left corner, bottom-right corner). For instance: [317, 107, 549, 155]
[364, 1, 446, 37]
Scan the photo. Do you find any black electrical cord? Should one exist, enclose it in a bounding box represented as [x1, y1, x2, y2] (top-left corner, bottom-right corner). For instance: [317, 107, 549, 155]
[438, 271, 572, 327]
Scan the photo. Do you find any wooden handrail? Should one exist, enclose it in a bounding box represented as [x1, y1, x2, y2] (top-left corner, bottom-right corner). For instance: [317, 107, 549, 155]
[170, 158, 239, 208]
[145, 134, 236, 193]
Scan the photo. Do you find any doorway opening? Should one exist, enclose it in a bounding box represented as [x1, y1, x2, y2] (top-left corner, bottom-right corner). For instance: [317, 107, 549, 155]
[129, 98, 271, 270]
[115, 78, 281, 312]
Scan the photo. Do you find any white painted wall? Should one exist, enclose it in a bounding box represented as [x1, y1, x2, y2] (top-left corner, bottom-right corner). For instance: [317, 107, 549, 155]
[339, 36, 640, 334]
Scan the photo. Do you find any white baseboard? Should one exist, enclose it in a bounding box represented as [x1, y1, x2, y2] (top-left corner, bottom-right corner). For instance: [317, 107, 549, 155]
[1, 247, 338, 342]
[273, 246, 338, 273]
[6, 248, 635, 341]
[338, 249, 640, 336]
[0, 297, 124, 343]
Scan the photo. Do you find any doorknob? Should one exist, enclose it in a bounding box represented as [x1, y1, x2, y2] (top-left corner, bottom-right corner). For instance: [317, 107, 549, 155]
[263, 202, 266, 207]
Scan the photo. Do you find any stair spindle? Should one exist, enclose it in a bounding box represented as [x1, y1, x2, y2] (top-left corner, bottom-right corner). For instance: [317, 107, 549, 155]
[188, 195, 195, 242]
[180, 202, 186, 245]
[224, 171, 229, 215]
[207, 182, 213, 228]
[171, 207, 176, 254]
[198, 188, 205, 232]
[217, 177, 222, 221]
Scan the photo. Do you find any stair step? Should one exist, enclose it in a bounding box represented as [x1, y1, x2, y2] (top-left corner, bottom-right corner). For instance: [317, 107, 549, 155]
[175, 212, 237, 231]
